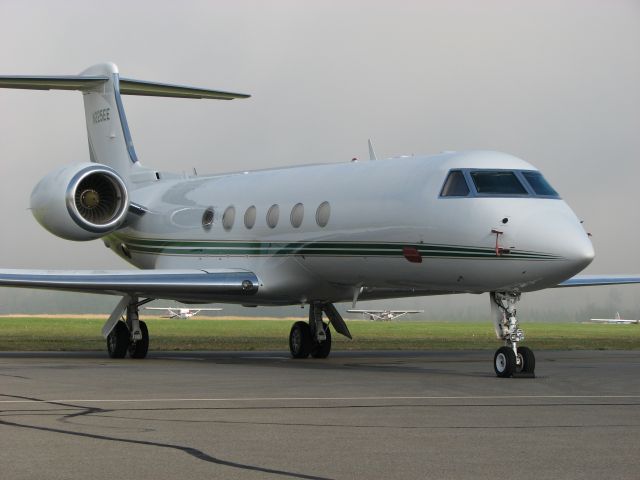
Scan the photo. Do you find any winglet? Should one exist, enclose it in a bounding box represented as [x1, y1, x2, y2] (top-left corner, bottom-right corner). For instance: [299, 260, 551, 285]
[368, 139, 378, 161]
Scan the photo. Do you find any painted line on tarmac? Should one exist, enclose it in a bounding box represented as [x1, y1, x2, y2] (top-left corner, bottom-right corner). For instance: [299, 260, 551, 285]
[0, 395, 639, 404]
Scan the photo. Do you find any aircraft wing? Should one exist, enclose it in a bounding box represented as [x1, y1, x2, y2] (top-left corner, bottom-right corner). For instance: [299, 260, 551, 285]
[0, 269, 259, 302]
[556, 275, 640, 287]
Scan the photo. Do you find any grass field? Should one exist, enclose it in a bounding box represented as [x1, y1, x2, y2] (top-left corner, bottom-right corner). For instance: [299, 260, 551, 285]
[0, 316, 639, 351]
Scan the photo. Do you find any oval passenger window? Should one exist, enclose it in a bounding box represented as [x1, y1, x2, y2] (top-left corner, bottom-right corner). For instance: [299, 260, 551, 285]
[267, 204, 280, 228]
[244, 205, 256, 229]
[290, 203, 304, 228]
[316, 201, 330, 227]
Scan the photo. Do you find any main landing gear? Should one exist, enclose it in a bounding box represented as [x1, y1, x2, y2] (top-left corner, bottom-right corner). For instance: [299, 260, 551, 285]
[289, 303, 352, 359]
[104, 296, 152, 359]
[491, 292, 536, 378]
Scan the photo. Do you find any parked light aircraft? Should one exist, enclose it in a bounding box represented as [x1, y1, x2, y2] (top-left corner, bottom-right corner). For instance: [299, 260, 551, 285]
[347, 309, 424, 321]
[144, 307, 222, 319]
[589, 312, 639, 325]
[1, 63, 639, 378]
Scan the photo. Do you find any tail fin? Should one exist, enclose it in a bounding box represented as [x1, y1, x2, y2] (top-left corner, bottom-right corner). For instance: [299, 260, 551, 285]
[0, 62, 249, 179]
[80, 63, 138, 176]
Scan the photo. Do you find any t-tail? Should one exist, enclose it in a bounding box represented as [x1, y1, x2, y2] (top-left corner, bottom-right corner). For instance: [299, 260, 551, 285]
[0, 62, 249, 179]
[0, 63, 249, 241]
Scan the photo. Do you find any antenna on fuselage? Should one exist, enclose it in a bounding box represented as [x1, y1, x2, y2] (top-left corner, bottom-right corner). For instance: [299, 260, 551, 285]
[368, 139, 378, 161]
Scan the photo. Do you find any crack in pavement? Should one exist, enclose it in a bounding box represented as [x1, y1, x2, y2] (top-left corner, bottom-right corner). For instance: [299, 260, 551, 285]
[0, 394, 333, 480]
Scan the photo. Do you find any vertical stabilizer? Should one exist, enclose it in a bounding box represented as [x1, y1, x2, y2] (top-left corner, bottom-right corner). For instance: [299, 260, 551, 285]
[80, 63, 139, 178]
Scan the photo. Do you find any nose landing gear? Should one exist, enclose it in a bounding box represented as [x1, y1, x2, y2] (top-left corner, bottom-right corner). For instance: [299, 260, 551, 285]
[491, 292, 536, 378]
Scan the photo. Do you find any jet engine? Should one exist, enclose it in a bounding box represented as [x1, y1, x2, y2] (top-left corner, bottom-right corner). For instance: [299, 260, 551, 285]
[30, 163, 129, 241]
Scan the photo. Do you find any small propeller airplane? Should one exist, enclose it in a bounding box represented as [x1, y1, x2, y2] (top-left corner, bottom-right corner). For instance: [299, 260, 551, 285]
[144, 307, 222, 319]
[347, 309, 424, 321]
[589, 312, 639, 325]
[1, 62, 639, 378]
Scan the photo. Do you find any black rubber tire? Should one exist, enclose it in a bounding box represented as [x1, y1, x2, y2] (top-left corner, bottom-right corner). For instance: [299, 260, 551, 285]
[494, 346, 516, 378]
[311, 323, 332, 359]
[289, 321, 312, 359]
[516, 346, 535, 374]
[107, 322, 130, 359]
[128, 321, 149, 359]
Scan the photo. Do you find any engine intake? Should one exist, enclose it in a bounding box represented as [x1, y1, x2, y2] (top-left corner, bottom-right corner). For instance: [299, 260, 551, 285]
[31, 163, 129, 241]
[67, 167, 128, 231]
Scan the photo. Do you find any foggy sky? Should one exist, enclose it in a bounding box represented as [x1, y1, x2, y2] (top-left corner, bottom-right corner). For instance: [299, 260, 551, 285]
[0, 0, 639, 318]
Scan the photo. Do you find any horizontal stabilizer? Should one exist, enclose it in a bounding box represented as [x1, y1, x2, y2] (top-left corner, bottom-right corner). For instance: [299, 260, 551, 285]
[0, 75, 249, 100]
[119, 78, 249, 99]
[0, 75, 108, 91]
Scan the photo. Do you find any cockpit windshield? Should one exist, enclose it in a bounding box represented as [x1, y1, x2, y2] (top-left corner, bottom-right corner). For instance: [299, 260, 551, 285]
[440, 170, 470, 196]
[521, 171, 558, 196]
[470, 171, 527, 195]
[440, 169, 560, 198]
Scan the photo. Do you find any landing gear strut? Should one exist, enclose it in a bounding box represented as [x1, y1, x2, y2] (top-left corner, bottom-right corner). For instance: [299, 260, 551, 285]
[490, 292, 535, 378]
[104, 296, 152, 359]
[289, 302, 350, 359]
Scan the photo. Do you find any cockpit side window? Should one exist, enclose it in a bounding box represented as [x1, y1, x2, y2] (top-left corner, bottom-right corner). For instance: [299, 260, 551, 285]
[440, 170, 470, 197]
[521, 171, 558, 196]
[470, 171, 527, 195]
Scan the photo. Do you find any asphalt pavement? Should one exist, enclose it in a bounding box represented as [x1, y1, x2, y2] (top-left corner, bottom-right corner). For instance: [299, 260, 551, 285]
[1, 349, 639, 479]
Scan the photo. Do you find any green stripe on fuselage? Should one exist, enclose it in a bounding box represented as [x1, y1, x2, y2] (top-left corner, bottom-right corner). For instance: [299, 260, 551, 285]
[112, 235, 562, 261]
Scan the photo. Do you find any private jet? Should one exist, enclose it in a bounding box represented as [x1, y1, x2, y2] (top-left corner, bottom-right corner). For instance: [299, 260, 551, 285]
[1, 62, 639, 378]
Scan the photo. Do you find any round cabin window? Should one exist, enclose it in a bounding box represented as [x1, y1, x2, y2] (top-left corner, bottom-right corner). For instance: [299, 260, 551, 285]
[266, 204, 280, 229]
[222, 206, 235, 231]
[202, 207, 214, 230]
[315, 201, 330, 227]
[290, 203, 304, 228]
[244, 205, 256, 229]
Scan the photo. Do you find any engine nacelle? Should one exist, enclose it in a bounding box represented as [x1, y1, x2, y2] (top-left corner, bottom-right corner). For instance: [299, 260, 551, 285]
[30, 163, 129, 241]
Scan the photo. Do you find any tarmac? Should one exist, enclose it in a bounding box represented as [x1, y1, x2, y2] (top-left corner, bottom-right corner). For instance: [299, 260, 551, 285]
[0, 349, 639, 480]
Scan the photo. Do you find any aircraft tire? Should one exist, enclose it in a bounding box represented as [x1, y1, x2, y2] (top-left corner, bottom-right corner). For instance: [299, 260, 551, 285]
[494, 346, 516, 378]
[107, 322, 130, 359]
[289, 321, 312, 359]
[311, 324, 332, 359]
[128, 321, 149, 359]
[516, 346, 535, 374]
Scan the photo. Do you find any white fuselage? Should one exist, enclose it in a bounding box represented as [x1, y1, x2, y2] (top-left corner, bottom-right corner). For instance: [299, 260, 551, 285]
[106, 151, 594, 305]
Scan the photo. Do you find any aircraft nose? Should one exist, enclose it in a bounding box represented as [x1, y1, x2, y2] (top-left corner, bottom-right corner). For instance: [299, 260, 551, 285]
[568, 232, 595, 271]
[553, 213, 594, 271]
[521, 206, 594, 275]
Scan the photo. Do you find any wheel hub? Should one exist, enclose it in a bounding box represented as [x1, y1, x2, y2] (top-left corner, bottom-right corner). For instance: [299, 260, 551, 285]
[495, 353, 507, 372]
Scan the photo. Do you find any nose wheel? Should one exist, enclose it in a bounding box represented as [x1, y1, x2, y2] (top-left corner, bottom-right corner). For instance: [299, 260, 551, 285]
[491, 292, 536, 378]
[493, 346, 516, 377]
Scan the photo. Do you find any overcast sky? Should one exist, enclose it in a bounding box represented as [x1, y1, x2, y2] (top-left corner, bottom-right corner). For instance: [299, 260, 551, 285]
[0, 1, 638, 317]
